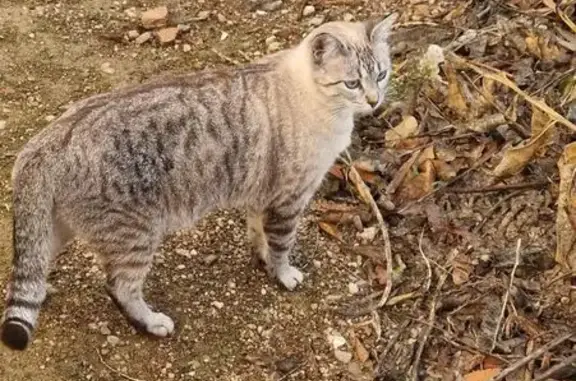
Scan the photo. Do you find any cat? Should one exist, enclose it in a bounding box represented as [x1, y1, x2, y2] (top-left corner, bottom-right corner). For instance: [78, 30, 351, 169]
[1, 15, 396, 350]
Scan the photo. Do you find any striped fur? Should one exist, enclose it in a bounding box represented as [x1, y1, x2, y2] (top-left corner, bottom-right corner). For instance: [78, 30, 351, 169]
[1, 16, 396, 350]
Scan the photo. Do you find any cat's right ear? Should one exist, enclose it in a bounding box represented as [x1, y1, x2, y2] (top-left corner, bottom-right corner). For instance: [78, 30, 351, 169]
[311, 33, 344, 65]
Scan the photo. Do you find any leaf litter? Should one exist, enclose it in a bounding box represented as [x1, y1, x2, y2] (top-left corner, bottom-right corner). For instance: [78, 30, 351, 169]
[319, 0, 576, 380]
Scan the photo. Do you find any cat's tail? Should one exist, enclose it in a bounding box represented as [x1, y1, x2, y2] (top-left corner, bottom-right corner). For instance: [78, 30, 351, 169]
[1, 157, 55, 351]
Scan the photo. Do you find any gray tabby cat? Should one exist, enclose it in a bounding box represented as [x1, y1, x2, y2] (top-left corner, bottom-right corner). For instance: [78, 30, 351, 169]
[1, 15, 396, 350]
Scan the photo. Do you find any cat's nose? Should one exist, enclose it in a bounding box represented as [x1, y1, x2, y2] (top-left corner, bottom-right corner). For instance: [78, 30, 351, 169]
[366, 94, 378, 108]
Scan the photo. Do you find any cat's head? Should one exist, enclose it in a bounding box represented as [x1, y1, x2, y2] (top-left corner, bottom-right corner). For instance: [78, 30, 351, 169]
[304, 15, 397, 116]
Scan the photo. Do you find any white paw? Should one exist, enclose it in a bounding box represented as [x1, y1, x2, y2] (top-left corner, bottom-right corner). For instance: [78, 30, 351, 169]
[146, 312, 175, 337]
[276, 265, 304, 291]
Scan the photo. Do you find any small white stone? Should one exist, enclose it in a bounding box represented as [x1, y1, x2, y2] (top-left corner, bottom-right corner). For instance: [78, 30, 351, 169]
[343, 13, 354, 22]
[302, 5, 315, 17]
[100, 62, 115, 74]
[217, 13, 226, 23]
[135, 32, 152, 45]
[211, 301, 224, 309]
[308, 16, 324, 26]
[196, 11, 210, 20]
[334, 349, 352, 363]
[348, 282, 359, 295]
[220, 31, 229, 41]
[176, 264, 186, 270]
[182, 43, 192, 52]
[106, 335, 120, 346]
[127, 30, 139, 40]
[99, 325, 111, 336]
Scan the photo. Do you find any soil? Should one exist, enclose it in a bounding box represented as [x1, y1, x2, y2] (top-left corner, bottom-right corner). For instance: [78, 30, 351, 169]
[1, 1, 575, 381]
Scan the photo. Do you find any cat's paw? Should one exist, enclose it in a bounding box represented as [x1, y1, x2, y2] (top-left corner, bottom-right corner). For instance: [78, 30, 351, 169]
[276, 265, 304, 291]
[145, 312, 175, 337]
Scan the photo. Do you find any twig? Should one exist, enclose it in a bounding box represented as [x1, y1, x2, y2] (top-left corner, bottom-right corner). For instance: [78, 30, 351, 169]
[410, 259, 450, 381]
[210, 48, 240, 65]
[491, 238, 522, 352]
[489, 332, 576, 381]
[97, 349, 146, 381]
[474, 190, 523, 234]
[344, 150, 394, 310]
[446, 180, 549, 194]
[533, 352, 576, 381]
[418, 229, 432, 293]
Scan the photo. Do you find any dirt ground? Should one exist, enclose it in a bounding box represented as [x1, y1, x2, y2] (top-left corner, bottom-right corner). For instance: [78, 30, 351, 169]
[1, 0, 575, 380]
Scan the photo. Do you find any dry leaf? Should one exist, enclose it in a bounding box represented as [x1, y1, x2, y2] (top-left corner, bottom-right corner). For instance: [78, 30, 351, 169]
[396, 160, 436, 202]
[463, 368, 502, 381]
[466, 113, 507, 133]
[318, 221, 343, 242]
[349, 167, 374, 206]
[352, 337, 369, 363]
[445, 61, 469, 117]
[451, 253, 474, 286]
[450, 54, 576, 132]
[482, 356, 504, 370]
[432, 160, 457, 181]
[329, 164, 345, 180]
[417, 145, 435, 167]
[493, 100, 556, 178]
[385, 115, 418, 146]
[543, 0, 576, 33]
[556, 141, 576, 270]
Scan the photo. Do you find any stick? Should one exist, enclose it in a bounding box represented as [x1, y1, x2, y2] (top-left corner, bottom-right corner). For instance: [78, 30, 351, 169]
[533, 352, 576, 381]
[418, 229, 432, 293]
[344, 151, 394, 310]
[491, 238, 522, 351]
[97, 349, 146, 381]
[446, 181, 549, 194]
[210, 48, 240, 65]
[489, 332, 576, 381]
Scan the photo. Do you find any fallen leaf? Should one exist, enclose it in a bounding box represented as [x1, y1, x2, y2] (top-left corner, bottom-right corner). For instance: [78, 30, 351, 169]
[318, 221, 344, 242]
[466, 113, 507, 133]
[556, 141, 576, 271]
[352, 337, 369, 363]
[349, 167, 374, 206]
[463, 368, 501, 381]
[482, 356, 505, 370]
[492, 100, 556, 178]
[385, 115, 418, 146]
[445, 61, 469, 117]
[396, 160, 436, 202]
[432, 160, 457, 181]
[417, 145, 435, 167]
[451, 252, 474, 286]
[329, 164, 345, 180]
[543, 0, 576, 33]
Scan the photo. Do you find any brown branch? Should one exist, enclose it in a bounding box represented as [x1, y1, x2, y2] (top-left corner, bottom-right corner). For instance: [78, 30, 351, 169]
[489, 332, 576, 381]
[533, 352, 576, 381]
[446, 180, 549, 194]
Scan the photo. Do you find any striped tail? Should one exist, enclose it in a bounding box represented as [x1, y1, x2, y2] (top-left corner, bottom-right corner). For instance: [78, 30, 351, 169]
[1, 166, 54, 351]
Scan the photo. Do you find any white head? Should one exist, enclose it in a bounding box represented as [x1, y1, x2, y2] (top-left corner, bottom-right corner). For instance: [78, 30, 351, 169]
[300, 15, 397, 116]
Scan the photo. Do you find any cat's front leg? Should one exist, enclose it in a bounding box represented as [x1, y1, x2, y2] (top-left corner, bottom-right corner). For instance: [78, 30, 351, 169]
[262, 202, 305, 291]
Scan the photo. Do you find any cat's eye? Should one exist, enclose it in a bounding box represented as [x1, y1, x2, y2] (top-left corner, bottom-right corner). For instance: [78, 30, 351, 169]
[377, 70, 388, 82]
[344, 80, 361, 89]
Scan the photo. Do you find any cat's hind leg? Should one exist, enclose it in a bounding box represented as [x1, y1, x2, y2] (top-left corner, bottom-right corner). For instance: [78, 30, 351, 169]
[90, 230, 174, 337]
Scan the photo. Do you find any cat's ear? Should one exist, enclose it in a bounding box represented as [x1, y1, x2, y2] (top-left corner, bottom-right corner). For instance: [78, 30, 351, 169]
[365, 13, 398, 44]
[311, 33, 345, 65]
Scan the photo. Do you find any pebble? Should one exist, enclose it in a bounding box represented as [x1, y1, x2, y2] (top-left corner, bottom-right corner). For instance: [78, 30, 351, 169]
[88, 323, 98, 331]
[261, 0, 283, 12]
[334, 349, 352, 363]
[175, 248, 191, 258]
[220, 31, 229, 41]
[182, 44, 192, 52]
[308, 16, 325, 26]
[217, 13, 226, 23]
[0, 120, 5, 130]
[211, 301, 224, 309]
[100, 62, 115, 74]
[106, 335, 120, 346]
[203, 254, 218, 266]
[135, 32, 152, 45]
[100, 325, 112, 336]
[302, 5, 315, 17]
[124, 7, 137, 18]
[176, 264, 186, 270]
[127, 30, 139, 40]
[343, 13, 354, 22]
[45, 115, 56, 122]
[141, 6, 168, 29]
[156, 27, 179, 45]
[177, 24, 191, 32]
[358, 226, 378, 242]
[348, 282, 359, 295]
[196, 10, 210, 21]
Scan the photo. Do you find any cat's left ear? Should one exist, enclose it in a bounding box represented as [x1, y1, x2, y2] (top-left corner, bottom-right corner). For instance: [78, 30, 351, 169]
[365, 13, 398, 44]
